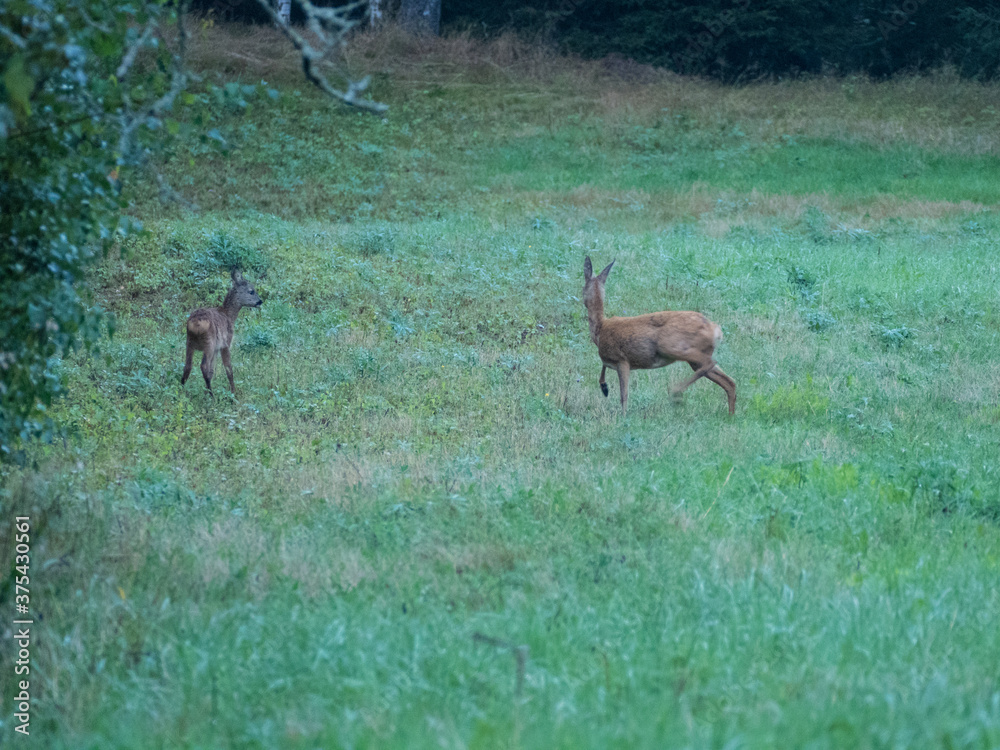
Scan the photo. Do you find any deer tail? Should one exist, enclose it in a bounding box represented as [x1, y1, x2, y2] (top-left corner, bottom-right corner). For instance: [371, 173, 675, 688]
[187, 317, 210, 336]
[713, 322, 723, 348]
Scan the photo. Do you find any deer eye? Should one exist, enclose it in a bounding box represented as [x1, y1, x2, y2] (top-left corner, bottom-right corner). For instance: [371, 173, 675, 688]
[249, 288, 255, 294]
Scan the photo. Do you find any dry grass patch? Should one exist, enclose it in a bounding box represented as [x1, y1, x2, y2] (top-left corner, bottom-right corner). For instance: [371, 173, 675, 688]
[280, 537, 373, 596]
[434, 542, 520, 576]
[183, 22, 1000, 156]
[190, 519, 268, 582]
[944, 358, 1000, 405]
[524, 186, 990, 227]
[186, 22, 304, 83]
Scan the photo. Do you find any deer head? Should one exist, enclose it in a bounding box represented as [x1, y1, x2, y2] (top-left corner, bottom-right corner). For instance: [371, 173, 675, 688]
[582, 256, 614, 310]
[224, 268, 263, 311]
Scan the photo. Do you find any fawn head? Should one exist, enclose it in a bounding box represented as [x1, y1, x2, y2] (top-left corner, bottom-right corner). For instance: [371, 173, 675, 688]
[225, 268, 263, 310]
[582, 256, 615, 309]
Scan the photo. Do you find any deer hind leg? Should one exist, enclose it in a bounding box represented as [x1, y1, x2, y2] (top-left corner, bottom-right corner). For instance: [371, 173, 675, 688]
[200, 350, 216, 394]
[600, 366, 609, 397]
[705, 366, 737, 415]
[221, 347, 235, 394]
[181, 340, 194, 385]
[617, 362, 631, 414]
[673, 360, 717, 400]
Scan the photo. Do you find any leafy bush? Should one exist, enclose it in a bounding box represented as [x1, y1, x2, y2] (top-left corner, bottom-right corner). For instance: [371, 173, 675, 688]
[0, 0, 185, 458]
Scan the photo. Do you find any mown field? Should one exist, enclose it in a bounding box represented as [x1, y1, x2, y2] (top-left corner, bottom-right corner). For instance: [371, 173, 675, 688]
[3, 23, 1000, 749]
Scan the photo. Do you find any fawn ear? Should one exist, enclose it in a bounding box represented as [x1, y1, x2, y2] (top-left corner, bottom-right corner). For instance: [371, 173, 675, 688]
[231, 267, 244, 283]
[584, 256, 594, 280]
[598, 259, 615, 283]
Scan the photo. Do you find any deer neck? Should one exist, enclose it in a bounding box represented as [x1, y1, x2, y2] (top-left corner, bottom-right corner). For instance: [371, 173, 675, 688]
[220, 290, 243, 323]
[586, 292, 605, 345]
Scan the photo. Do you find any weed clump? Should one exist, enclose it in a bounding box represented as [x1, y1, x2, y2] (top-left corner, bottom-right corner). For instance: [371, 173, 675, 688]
[354, 227, 396, 256]
[787, 265, 817, 301]
[207, 233, 270, 275]
[242, 328, 276, 351]
[872, 323, 915, 348]
[802, 205, 830, 243]
[789, 265, 835, 331]
[802, 308, 836, 332]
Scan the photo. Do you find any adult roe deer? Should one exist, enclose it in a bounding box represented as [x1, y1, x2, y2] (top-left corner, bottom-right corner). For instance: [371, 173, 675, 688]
[181, 268, 263, 394]
[582, 256, 736, 415]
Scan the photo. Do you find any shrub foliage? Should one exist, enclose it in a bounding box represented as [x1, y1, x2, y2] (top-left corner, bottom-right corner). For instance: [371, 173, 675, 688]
[0, 0, 192, 456]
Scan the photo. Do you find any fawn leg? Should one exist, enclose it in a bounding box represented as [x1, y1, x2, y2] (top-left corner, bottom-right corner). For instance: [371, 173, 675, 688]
[181, 341, 194, 385]
[221, 347, 235, 393]
[705, 366, 737, 415]
[200, 350, 216, 394]
[600, 365, 609, 397]
[617, 361, 631, 414]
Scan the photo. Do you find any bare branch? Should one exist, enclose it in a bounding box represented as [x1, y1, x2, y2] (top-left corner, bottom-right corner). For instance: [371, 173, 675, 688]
[253, 0, 387, 115]
[115, 19, 158, 81]
[116, 4, 188, 161]
[76, 1, 113, 35]
[1, 25, 27, 49]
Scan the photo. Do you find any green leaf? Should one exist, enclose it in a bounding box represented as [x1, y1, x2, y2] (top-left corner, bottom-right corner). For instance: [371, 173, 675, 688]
[3, 55, 34, 119]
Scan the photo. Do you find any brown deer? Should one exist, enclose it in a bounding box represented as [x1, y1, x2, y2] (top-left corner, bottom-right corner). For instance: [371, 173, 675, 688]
[181, 268, 263, 394]
[582, 256, 736, 415]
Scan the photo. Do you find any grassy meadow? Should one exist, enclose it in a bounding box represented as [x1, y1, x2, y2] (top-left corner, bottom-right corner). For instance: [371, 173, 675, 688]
[3, 23, 1000, 748]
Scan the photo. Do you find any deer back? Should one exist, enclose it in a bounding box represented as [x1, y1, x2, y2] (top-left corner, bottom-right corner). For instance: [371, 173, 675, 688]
[598, 311, 720, 367]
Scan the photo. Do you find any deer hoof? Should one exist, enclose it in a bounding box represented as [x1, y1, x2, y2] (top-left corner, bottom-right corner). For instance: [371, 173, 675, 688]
[600, 383, 609, 397]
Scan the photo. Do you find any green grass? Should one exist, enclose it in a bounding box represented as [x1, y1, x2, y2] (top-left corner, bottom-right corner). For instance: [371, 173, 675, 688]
[3, 24, 1000, 749]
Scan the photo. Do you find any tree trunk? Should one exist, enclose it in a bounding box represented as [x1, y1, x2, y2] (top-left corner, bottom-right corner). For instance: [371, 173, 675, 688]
[399, 0, 441, 35]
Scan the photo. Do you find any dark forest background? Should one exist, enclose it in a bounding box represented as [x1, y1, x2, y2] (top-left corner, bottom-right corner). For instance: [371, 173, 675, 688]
[195, 0, 1000, 80]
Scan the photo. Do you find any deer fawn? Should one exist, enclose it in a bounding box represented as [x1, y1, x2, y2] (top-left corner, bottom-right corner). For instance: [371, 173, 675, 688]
[582, 256, 736, 415]
[181, 268, 263, 394]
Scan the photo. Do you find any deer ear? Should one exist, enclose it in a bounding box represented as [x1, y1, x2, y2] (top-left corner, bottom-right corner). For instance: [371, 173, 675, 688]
[231, 267, 243, 283]
[584, 256, 594, 280]
[598, 259, 615, 282]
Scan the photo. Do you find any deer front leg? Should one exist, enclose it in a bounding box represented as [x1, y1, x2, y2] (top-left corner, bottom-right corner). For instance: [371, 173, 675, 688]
[181, 341, 194, 386]
[600, 365, 609, 397]
[617, 361, 630, 414]
[221, 347, 235, 394]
